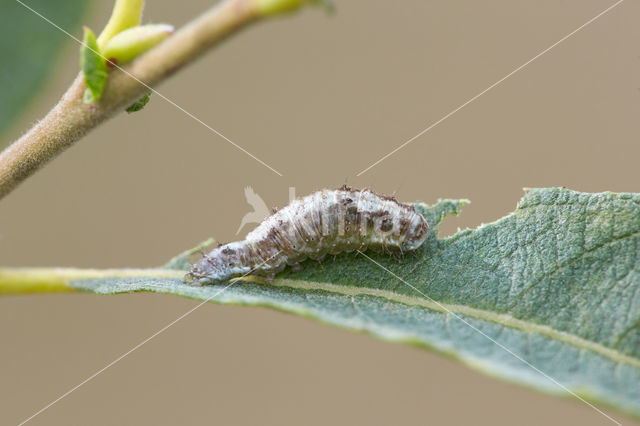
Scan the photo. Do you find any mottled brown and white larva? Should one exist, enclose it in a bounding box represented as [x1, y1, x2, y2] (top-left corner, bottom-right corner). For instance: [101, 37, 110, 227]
[186, 186, 429, 285]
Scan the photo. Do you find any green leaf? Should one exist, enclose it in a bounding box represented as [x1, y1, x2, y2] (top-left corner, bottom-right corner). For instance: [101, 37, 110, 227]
[0, 0, 89, 138]
[68, 188, 640, 417]
[125, 91, 152, 113]
[80, 26, 107, 103]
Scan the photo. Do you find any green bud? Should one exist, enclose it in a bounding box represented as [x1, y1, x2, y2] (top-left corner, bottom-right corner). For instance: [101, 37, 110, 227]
[254, 0, 334, 16]
[126, 91, 152, 113]
[97, 0, 145, 49]
[254, 0, 305, 15]
[101, 24, 174, 66]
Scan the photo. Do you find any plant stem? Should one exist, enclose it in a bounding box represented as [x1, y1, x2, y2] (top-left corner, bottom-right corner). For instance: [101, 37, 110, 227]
[0, 267, 184, 295]
[0, 0, 299, 200]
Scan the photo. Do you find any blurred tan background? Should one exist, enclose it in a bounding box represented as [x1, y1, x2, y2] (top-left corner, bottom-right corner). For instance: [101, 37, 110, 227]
[2, 0, 639, 424]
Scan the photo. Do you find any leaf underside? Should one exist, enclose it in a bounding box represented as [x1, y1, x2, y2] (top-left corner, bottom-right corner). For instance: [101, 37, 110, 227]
[70, 188, 640, 417]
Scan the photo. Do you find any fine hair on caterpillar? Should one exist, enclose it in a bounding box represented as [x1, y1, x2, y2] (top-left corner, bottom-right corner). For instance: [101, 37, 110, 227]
[186, 186, 429, 285]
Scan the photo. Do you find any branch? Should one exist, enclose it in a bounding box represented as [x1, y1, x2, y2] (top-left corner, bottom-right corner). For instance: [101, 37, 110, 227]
[0, 0, 314, 200]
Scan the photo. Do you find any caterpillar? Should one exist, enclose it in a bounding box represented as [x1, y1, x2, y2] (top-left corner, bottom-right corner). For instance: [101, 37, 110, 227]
[185, 186, 429, 285]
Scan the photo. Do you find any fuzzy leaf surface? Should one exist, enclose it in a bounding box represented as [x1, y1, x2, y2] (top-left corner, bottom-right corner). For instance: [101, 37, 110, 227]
[70, 188, 640, 417]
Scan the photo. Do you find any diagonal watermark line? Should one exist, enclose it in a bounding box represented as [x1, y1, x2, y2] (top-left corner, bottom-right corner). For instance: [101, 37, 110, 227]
[14, 0, 284, 177]
[356, 250, 622, 426]
[17, 251, 282, 426]
[356, 0, 624, 176]
[18, 294, 218, 426]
